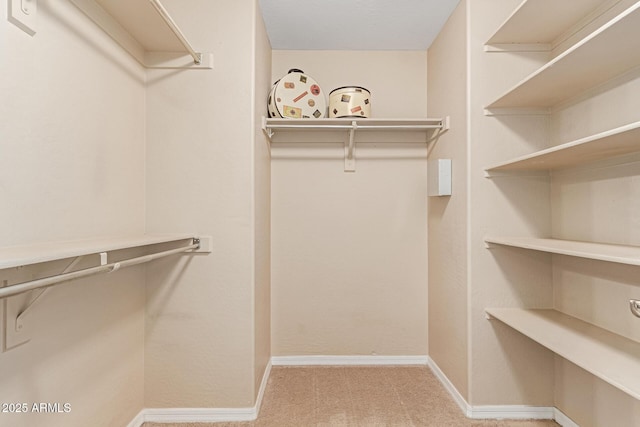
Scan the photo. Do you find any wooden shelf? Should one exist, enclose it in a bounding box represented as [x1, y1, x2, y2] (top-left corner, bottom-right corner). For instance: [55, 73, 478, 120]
[485, 0, 608, 51]
[69, 0, 213, 69]
[485, 121, 640, 173]
[485, 2, 640, 111]
[0, 234, 195, 270]
[485, 236, 640, 266]
[486, 308, 640, 400]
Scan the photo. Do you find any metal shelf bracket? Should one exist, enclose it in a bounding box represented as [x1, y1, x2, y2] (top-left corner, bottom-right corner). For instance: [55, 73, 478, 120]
[345, 121, 357, 172]
[631, 299, 640, 318]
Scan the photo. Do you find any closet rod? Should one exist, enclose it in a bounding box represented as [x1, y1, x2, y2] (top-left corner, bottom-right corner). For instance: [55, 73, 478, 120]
[0, 241, 199, 300]
[148, 0, 202, 64]
[268, 125, 444, 131]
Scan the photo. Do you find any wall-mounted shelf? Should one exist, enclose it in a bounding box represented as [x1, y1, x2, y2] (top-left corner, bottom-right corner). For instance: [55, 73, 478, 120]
[486, 308, 640, 400]
[0, 234, 212, 352]
[485, 236, 640, 267]
[485, 2, 640, 113]
[262, 117, 449, 172]
[69, 0, 213, 69]
[0, 234, 206, 270]
[485, 0, 608, 52]
[485, 121, 640, 174]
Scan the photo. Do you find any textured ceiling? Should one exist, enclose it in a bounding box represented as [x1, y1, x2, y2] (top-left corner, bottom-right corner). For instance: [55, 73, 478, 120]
[259, 0, 461, 50]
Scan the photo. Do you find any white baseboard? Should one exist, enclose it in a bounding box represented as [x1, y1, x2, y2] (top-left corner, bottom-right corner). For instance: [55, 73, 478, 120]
[468, 405, 554, 420]
[126, 410, 145, 427]
[129, 357, 580, 427]
[271, 355, 429, 366]
[426, 356, 469, 415]
[128, 360, 272, 426]
[142, 407, 257, 423]
[554, 408, 581, 427]
[255, 359, 272, 415]
[427, 357, 579, 426]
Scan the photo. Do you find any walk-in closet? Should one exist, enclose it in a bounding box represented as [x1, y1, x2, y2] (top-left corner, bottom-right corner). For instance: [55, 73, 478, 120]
[1, 1, 638, 426]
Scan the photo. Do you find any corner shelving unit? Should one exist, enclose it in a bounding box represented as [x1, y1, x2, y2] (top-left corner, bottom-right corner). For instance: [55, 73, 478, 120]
[262, 117, 450, 172]
[69, 0, 213, 69]
[484, 1, 640, 113]
[483, 0, 640, 406]
[485, 308, 640, 400]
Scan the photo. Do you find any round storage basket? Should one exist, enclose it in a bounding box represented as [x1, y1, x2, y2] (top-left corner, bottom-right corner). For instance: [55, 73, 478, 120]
[329, 86, 371, 118]
[267, 69, 327, 119]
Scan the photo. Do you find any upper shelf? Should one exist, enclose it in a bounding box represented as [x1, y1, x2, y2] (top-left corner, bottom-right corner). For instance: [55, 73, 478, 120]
[69, 0, 213, 69]
[263, 117, 449, 142]
[486, 308, 640, 400]
[485, 121, 640, 173]
[485, 236, 640, 266]
[262, 117, 449, 172]
[485, 2, 640, 111]
[0, 234, 196, 270]
[485, 0, 609, 51]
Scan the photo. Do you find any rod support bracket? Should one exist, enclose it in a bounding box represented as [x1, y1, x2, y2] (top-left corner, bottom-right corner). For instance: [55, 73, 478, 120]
[630, 299, 640, 318]
[344, 121, 357, 172]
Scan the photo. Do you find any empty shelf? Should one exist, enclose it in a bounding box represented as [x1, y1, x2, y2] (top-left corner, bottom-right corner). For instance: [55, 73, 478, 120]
[485, 121, 640, 173]
[69, 0, 212, 68]
[485, 236, 640, 266]
[486, 308, 640, 399]
[486, 2, 640, 110]
[486, 0, 607, 48]
[0, 234, 195, 270]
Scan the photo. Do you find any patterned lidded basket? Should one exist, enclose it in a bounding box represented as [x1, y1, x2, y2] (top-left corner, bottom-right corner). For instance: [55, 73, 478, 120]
[329, 86, 371, 118]
[267, 69, 327, 119]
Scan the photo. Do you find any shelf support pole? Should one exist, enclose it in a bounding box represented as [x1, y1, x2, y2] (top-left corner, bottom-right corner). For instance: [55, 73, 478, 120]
[345, 121, 357, 172]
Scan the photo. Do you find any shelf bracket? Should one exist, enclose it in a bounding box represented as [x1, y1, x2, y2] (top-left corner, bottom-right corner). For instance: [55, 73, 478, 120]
[14, 255, 92, 334]
[344, 121, 357, 172]
[2, 255, 88, 352]
[631, 300, 640, 318]
[426, 117, 451, 158]
[262, 116, 274, 141]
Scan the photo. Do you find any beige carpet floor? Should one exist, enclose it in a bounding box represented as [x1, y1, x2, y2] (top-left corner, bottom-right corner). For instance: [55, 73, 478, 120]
[144, 366, 560, 427]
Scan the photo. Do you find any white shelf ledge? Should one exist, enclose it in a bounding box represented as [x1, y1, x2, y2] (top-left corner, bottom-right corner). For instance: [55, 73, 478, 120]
[485, 236, 640, 266]
[486, 308, 640, 400]
[263, 117, 448, 136]
[69, 0, 213, 69]
[485, 0, 608, 51]
[485, 2, 640, 109]
[485, 121, 640, 173]
[0, 234, 196, 270]
[262, 117, 449, 172]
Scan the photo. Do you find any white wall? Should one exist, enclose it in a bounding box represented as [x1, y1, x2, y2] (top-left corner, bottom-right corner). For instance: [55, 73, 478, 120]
[270, 51, 429, 357]
[253, 0, 272, 398]
[427, 0, 470, 400]
[144, 0, 271, 408]
[0, 0, 146, 425]
[468, 0, 555, 406]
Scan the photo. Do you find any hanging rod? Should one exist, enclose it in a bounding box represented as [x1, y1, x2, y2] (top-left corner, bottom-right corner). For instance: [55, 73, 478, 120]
[0, 240, 199, 300]
[266, 124, 444, 131]
[148, 0, 202, 64]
